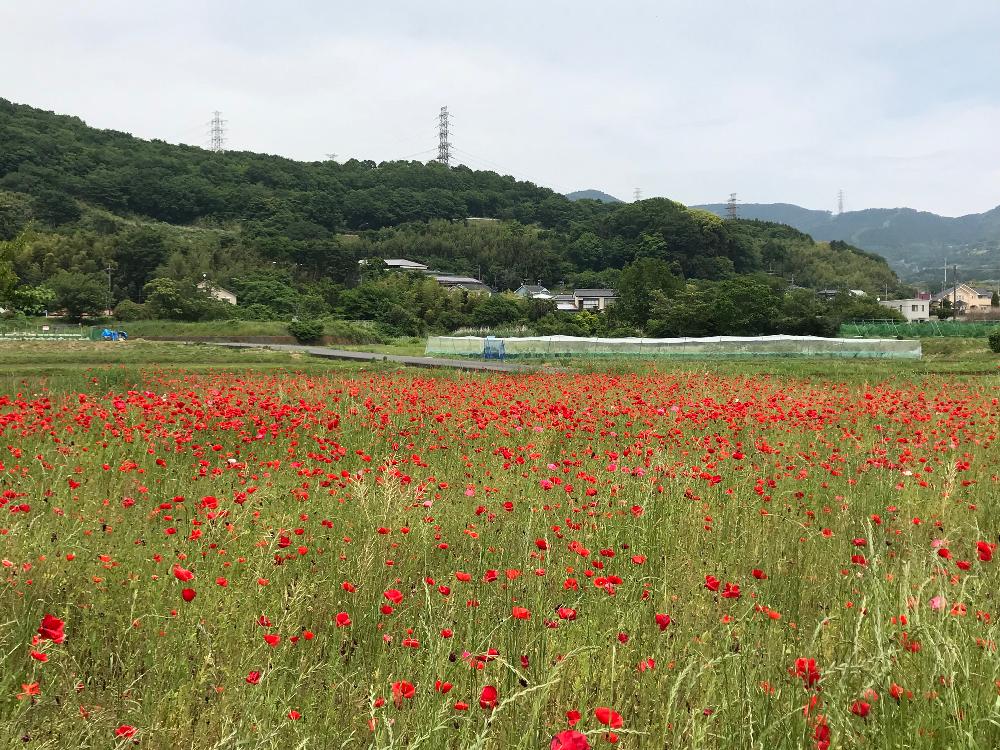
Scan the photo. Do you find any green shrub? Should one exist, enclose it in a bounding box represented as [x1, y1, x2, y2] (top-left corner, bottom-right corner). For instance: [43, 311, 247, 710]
[113, 299, 150, 322]
[288, 318, 324, 344]
[988, 328, 1000, 353]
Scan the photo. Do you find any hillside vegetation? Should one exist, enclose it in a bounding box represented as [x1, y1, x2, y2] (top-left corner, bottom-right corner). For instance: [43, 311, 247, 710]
[696, 201, 1000, 284]
[0, 99, 907, 335]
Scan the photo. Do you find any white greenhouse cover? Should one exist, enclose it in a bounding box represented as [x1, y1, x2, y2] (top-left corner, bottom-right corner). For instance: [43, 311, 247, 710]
[425, 335, 921, 359]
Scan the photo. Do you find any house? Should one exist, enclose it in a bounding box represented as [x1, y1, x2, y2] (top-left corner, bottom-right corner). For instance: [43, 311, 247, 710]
[514, 284, 552, 299]
[879, 298, 930, 323]
[818, 288, 867, 301]
[197, 280, 237, 305]
[432, 274, 493, 295]
[552, 294, 578, 312]
[358, 258, 428, 272]
[573, 288, 618, 311]
[930, 284, 993, 314]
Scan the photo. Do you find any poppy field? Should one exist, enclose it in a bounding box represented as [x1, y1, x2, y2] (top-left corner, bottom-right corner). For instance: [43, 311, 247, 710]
[2, 365, 998, 749]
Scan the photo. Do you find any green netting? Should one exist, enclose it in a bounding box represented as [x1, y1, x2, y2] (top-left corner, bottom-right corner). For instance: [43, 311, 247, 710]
[841, 320, 1000, 338]
[426, 335, 922, 359]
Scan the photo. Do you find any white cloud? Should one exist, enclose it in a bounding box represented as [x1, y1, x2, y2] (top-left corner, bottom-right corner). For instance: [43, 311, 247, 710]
[1, 0, 998, 215]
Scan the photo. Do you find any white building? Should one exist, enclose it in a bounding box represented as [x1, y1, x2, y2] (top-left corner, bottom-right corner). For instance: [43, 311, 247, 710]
[358, 258, 429, 272]
[879, 298, 930, 322]
[574, 288, 618, 311]
[197, 280, 237, 305]
[514, 284, 551, 299]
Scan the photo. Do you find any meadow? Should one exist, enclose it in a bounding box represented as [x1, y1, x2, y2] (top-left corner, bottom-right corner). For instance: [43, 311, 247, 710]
[1, 342, 998, 749]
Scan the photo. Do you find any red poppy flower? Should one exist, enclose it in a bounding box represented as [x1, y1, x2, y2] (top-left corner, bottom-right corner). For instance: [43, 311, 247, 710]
[37, 614, 65, 644]
[850, 700, 871, 718]
[705, 575, 721, 592]
[791, 658, 820, 688]
[384, 589, 403, 605]
[655, 613, 671, 631]
[566, 709, 581, 726]
[512, 606, 531, 620]
[245, 671, 261, 685]
[391, 680, 415, 707]
[114, 725, 137, 739]
[181, 588, 196, 602]
[335, 612, 351, 627]
[479, 685, 498, 710]
[551, 729, 591, 750]
[594, 706, 623, 728]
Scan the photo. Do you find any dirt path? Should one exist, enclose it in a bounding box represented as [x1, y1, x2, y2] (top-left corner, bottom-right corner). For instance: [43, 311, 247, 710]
[213, 342, 553, 373]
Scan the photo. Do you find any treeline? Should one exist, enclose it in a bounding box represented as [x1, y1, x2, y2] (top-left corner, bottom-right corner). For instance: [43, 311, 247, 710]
[0, 99, 910, 335]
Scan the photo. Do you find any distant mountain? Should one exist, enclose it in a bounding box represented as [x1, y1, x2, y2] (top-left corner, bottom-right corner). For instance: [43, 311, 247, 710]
[565, 189, 623, 204]
[694, 202, 1000, 284]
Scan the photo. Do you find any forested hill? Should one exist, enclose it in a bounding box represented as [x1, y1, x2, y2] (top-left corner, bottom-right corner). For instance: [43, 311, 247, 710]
[695, 202, 1000, 284]
[0, 99, 907, 310]
[0, 98, 602, 231]
[565, 189, 623, 203]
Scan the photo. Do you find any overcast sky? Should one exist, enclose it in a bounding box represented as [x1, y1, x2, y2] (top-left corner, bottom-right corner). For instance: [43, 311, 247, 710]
[3, 1, 998, 216]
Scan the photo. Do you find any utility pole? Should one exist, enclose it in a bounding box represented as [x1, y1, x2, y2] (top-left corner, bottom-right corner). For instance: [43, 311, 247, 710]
[726, 193, 738, 220]
[105, 265, 113, 315]
[952, 264, 957, 319]
[437, 106, 451, 166]
[209, 111, 227, 153]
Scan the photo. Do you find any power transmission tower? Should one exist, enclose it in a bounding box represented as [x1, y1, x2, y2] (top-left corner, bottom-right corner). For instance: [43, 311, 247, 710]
[325, 153, 338, 162]
[726, 192, 738, 219]
[209, 111, 227, 153]
[837, 189, 845, 215]
[437, 106, 451, 166]
[633, 188, 642, 202]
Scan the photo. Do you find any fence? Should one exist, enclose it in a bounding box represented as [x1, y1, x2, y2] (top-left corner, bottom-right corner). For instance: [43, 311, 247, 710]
[426, 335, 922, 359]
[0, 323, 89, 341]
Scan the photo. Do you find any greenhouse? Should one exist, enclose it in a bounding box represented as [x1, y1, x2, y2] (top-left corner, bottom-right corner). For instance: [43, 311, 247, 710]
[426, 335, 922, 359]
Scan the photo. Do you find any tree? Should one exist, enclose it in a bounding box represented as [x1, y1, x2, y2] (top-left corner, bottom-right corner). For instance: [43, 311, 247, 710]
[613, 257, 682, 328]
[776, 288, 837, 336]
[49, 271, 106, 320]
[9, 284, 55, 316]
[471, 294, 523, 328]
[143, 278, 226, 320]
[991, 290, 999, 307]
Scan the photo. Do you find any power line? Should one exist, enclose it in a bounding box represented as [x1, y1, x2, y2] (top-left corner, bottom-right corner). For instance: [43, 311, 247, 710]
[437, 106, 451, 166]
[450, 146, 506, 173]
[209, 111, 227, 153]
